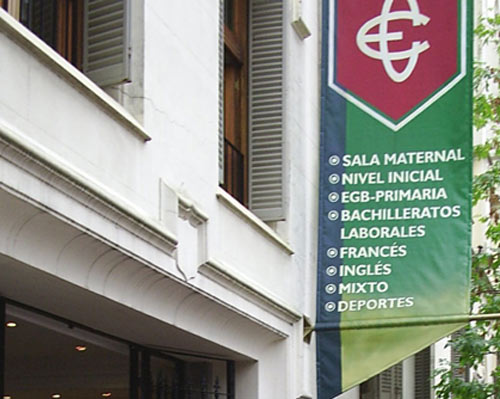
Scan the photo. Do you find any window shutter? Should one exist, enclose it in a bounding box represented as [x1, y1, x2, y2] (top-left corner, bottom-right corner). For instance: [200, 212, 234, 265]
[248, 0, 285, 221]
[83, 0, 131, 87]
[379, 363, 403, 399]
[414, 347, 431, 399]
[360, 376, 378, 399]
[394, 363, 403, 399]
[379, 368, 393, 399]
[218, 0, 225, 184]
[451, 331, 469, 383]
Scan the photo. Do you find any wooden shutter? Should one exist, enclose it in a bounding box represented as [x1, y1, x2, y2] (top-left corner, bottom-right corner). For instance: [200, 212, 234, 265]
[83, 0, 130, 87]
[379, 363, 403, 399]
[248, 0, 285, 221]
[414, 347, 431, 399]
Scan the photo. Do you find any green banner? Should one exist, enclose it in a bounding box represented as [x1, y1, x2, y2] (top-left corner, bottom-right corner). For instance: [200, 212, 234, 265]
[316, 0, 472, 397]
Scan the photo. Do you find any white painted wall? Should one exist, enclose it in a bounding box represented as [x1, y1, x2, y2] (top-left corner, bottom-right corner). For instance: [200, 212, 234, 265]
[0, 0, 323, 397]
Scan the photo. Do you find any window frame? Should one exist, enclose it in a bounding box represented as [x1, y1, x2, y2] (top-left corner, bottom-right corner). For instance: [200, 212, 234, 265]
[220, 0, 286, 222]
[222, 0, 249, 205]
[2, 0, 131, 88]
[4, 0, 83, 69]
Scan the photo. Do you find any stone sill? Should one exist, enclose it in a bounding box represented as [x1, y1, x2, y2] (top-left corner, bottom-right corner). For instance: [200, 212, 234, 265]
[216, 188, 294, 255]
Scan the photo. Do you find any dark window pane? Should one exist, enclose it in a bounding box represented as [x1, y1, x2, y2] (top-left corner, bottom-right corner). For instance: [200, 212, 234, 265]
[20, 0, 58, 50]
[224, 0, 234, 30]
[150, 355, 180, 397]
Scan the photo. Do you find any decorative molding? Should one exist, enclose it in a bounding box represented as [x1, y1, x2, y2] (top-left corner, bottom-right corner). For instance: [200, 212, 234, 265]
[199, 259, 302, 324]
[0, 119, 177, 255]
[0, 189, 289, 342]
[0, 124, 295, 340]
[178, 194, 209, 227]
[0, 8, 150, 142]
[216, 188, 294, 255]
[0, 7, 301, 344]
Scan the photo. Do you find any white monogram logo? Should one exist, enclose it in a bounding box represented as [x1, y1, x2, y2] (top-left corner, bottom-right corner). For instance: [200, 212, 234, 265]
[356, 0, 431, 83]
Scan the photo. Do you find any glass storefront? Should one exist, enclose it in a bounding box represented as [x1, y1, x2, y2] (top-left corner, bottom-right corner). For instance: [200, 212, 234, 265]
[0, 300, 234, 399]
[4, 304, 130, 399]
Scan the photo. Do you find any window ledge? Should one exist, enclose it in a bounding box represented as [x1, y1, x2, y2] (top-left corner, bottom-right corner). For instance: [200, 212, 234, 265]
[216, 188, 294, 255]
[0, 9, 150, 142]
[199, 259, 302, 325]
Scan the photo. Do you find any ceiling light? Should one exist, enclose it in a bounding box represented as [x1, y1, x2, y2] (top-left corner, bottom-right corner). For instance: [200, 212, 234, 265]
[4, 395, 12, 399]
[101, 393, 112, 398]
[75, 345, 87, 352]
[51, 394, 61, 399]
[5, 321, 16, 328]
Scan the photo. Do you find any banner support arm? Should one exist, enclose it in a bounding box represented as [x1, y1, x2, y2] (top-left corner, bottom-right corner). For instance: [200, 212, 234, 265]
[310, 313, 500, 336]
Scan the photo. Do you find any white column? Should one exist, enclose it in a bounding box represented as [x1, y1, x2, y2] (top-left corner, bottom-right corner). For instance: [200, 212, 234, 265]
[402, 356, 415, 399]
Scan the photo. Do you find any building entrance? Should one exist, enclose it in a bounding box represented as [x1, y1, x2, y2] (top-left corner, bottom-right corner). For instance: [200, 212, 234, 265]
[1, 300, 234, 399]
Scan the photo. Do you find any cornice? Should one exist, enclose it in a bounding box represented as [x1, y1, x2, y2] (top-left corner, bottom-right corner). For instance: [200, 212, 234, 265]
[0, 119, 177, 255]
[199, 259, 302, 324]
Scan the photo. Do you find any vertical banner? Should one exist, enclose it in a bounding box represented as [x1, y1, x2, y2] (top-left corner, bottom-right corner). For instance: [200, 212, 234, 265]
[316, 0, 472, 397]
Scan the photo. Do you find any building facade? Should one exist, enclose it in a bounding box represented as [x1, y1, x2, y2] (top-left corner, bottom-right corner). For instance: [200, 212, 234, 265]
[0, 0, 320, 397]
[0, 0, 491, 398]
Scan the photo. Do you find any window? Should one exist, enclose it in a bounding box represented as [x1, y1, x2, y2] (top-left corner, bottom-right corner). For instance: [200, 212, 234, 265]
[1, 0, 131, 87]
[220, 0, 285, 222]
[360, 347, 431, 399]
[361, 362, 403, 399]
[414, 347, 431, 399]
[19, 0, 83, 68]
[450, 330, 469, 387]
[223, 0, 249, 205]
